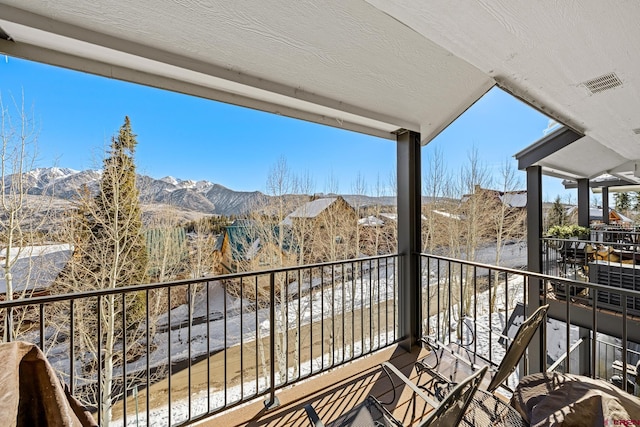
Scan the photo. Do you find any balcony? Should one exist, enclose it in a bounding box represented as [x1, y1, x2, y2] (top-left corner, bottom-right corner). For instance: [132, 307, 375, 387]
[2, 1, 640, 425]
[2, 250, 639, 426]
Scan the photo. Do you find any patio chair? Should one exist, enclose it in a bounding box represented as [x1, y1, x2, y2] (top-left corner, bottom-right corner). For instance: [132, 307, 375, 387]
[304, 364, 487, 427]
[416, 304, 549, 398]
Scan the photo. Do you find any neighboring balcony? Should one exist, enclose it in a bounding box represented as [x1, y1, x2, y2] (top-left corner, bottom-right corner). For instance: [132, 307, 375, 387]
[1, 251, 639, 426]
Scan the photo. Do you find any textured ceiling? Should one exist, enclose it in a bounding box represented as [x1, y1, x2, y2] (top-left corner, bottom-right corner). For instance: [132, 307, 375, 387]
[367, 0, 640, 179]
[0, 1, 493, 142]
[0, 1, 639, 180]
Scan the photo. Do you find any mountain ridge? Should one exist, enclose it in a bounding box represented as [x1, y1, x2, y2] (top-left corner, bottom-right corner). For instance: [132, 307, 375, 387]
[10, 168, 403, 218]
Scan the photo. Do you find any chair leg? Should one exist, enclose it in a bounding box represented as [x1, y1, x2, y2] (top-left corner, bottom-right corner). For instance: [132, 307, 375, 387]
[303, 404, 325, 427]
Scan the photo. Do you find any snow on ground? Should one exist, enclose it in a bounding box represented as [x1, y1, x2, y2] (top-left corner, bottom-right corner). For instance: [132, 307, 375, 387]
[113, 268, 569, 426]
[32, 257, 583, 426]
[111, 338, 392, 426]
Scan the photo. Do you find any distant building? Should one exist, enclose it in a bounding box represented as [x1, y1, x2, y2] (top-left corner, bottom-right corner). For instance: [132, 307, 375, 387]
[0, 245, 73, 299]
[216, 219, 294, 273]
[461, 185, 527, 209]
[281, 196, 358, 262]
[459, 185, 527, 239]
[566, 206, 633, 225]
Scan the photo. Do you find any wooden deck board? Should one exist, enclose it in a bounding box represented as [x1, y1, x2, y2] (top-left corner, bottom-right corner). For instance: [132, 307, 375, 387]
[197, 344, 436, 427]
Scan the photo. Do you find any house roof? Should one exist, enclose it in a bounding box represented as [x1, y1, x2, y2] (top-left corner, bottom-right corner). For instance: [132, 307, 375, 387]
[224, 220, 293, 261]
[462, 187, 527, 208]
[0, 245, 73, 295]
[379, 213, 397, 222]
[499, 192, 527, 209]
[1, 2, 639, 176]
[567, 207, 633, 224]
[281, 197, 340, 226]
[591, 207, 634, 223]
[358, 215, 385, 227]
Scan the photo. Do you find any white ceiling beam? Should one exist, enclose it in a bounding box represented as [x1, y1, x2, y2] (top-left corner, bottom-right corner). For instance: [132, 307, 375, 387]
[0, 4, 418, 135]
[0, 38, 402, 140]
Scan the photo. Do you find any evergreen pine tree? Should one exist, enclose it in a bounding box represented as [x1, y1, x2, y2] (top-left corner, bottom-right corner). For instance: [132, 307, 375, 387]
[65, 117, 147, 288]
[547, 196, 567, 228]
[90, 116, 147, 286]
[614, 192, 631, 214]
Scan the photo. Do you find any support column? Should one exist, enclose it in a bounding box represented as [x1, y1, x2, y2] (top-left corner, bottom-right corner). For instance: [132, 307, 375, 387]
[577, 179, 590, 227]
[602, 187, 610, 224]
[397, 130, 422, 351]
[526, 166, 544, 373]
[577, 179, 592, 375]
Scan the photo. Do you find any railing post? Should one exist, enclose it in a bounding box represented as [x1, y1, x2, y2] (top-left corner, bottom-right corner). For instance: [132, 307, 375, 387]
[602, 187, 609, 225]
[397, 130, 422, 351]
[264, 272, 280, 410]
[578, 327, 591, 376]
[4, 307, 13, 342]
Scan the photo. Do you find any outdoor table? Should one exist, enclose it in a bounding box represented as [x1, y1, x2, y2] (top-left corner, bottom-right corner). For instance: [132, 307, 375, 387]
[510, 372, 640, 426]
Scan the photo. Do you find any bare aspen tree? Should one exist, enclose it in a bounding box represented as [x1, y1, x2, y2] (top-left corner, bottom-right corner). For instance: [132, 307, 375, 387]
[436, 178, 464, 341]
[422, 147, 447, 254]
[259, 157, 298, 381]
[290, 169, 315, 266]
[144, 208, 192, 342]
[458, 148, 492, 317]
[188, 218, 218, 279]
[490, 160, 525, 310]
[422, 147, 451, 337]
[386, 170, 398, 255]
[266, 156, 295, 257]
[0, 94, 55, 341]
[57, 117, 148, 425]
[324, 169, 340, 195]
[146, 210, 188, 283]
[351, 172, 367, 257]
[371, 175, 385, 255]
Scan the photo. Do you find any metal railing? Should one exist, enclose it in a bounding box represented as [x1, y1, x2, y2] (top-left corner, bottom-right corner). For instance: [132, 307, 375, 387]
[549, 336, 640, 392]
[5, 248, 640, 425]
[420, 253, 640, 394]
[543, 234, 640, 315]
[0, 254, 398, 426]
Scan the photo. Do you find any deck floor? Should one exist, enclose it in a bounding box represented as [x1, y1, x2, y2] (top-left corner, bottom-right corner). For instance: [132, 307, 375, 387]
[197, 344, 436, 427]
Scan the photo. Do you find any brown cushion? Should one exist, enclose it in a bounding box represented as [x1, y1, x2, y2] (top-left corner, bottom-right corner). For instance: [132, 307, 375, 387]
[0, 341, 97, 427]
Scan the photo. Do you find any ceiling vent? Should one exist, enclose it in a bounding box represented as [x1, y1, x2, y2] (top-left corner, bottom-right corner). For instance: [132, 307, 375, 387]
[582, 73, 622, 94]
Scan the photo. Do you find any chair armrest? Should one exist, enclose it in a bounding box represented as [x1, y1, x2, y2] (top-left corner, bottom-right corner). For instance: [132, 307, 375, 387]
[417, 337, 442, 373]
[303, 404, 325, 427]
[381, 362, 440, 409]
[419, 336, 441, 351]
[419, 338, 481, 371]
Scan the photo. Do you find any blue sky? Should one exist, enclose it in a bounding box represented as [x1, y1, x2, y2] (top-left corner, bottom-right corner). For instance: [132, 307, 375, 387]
[0, 56, 572, 200]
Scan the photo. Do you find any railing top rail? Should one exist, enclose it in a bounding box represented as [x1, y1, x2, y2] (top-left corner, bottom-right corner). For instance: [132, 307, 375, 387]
[420, 252, 640, 298]
[0, 253, 398, 308]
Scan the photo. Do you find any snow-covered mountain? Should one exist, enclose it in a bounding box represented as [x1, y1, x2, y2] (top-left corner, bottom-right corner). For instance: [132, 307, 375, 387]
[8, 168, 267, 216]
[8, 168, 401, 217]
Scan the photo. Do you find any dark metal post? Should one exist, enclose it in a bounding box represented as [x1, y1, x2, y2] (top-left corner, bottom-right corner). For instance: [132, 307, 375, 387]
[264, 272, 280, 410]
[602, 187, 609, 224]
[577, 178, 590, 227]
[526, 166, 544, 373]
[397, 130, 422, 351]
[578, 328, 591, 375]
[576, 178, 591, 373]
